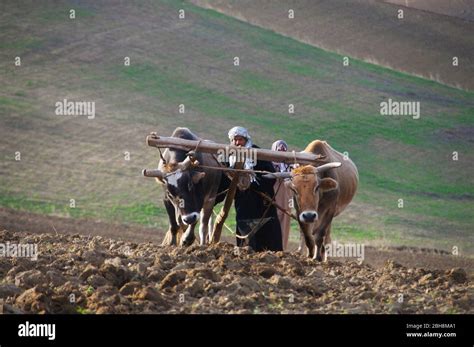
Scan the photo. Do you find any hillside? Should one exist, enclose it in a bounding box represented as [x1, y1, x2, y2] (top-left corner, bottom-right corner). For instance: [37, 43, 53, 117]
[190, 0, 474, 90]
[0, 0, 473, 254]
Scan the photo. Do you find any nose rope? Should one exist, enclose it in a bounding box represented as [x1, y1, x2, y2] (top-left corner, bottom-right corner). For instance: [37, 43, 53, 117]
[192, 139, 202, 158]
[157, 147, 167, 165]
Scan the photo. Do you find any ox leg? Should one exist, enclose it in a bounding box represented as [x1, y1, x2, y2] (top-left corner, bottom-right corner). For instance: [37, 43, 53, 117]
[315, 232, 325, 262]
[315, 217, 334, 261]
[199, 199, 215, 245]
[162, 199, 180, 246]
[208, 216, 213, 235]
[297, 233, 305, 254]
[180, 224, 196, 247]
[299, 221, 316, 259]
[198, 213, 209, 246]
[323, 225, 332, 262]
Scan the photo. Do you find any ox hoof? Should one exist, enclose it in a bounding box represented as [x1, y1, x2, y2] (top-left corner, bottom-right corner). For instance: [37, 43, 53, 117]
[180, 235, 195, 247]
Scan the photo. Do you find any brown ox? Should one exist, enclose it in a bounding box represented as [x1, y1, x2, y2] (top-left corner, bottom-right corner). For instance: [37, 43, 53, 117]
[266, 140, 358, 260]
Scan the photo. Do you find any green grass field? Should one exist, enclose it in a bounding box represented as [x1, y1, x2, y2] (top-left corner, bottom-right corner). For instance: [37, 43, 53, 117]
[0, 0, 473, 253]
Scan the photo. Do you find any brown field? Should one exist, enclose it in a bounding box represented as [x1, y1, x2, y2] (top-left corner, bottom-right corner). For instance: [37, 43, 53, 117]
[1, 207, 472, 276]
[0, 229, 472, 314]
[385, 0, 474, 21]
[191, 0, 474, 90]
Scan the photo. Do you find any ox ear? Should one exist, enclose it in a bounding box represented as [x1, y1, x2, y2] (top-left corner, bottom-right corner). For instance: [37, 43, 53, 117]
[192, 171, 206, 184]
[320, 178, 338, 192]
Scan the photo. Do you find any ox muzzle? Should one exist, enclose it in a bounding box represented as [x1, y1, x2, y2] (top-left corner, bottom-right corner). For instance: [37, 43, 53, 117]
[299, 210, 318, 223]
[182, 212, 200, 225]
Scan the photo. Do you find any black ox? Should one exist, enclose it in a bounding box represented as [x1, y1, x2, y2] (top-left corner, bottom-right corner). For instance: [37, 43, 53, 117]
[144, 128, 229, 246]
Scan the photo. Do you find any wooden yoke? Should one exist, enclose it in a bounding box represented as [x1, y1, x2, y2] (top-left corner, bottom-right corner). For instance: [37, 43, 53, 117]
[146, 134, 325, 165]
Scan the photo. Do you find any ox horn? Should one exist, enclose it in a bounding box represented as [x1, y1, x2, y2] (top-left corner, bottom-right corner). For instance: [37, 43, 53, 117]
[142, 169, 166, 179]
[177, 156, 200, 171]
[316, 162, 342, 173]
[263, 172, 292, 179]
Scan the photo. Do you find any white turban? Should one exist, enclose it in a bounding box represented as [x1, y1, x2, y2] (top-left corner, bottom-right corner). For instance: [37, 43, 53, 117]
[228, 126, 252, 144]
[227, 126, 256, 188]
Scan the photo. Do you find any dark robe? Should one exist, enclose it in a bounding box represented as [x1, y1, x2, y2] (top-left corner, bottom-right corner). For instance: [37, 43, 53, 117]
[234, 145, 283, 252]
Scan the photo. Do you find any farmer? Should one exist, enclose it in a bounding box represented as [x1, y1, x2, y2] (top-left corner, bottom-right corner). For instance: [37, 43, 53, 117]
[227, 126, 283, 252]
[271, 140, 293, 251]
